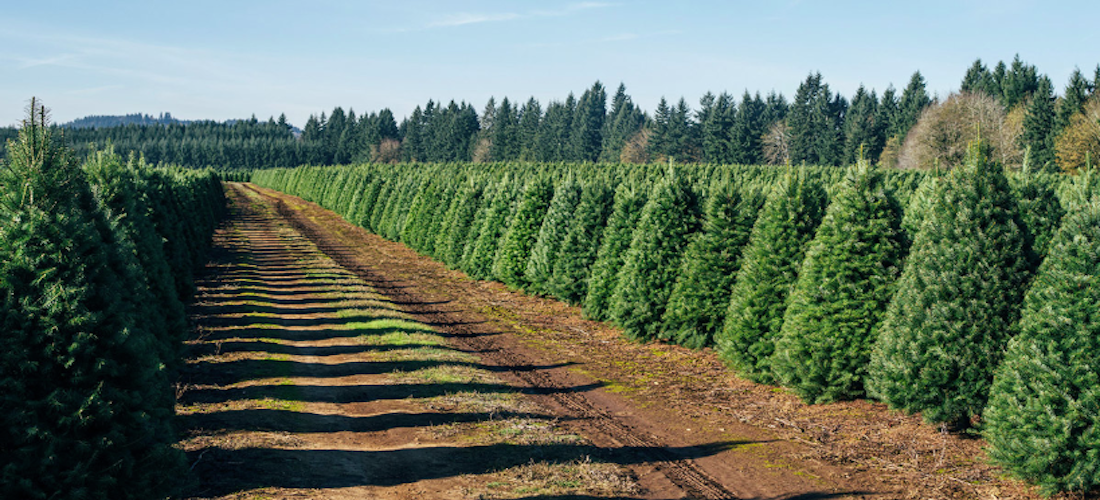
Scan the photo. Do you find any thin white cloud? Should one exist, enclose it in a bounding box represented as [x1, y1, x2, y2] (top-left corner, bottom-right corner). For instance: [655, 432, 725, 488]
[425, 1, 615, 29]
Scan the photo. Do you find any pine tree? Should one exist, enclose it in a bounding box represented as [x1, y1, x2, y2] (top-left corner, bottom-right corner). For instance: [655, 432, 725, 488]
[892, 71, 931, 141]
[961, 59, 996, 97]
[437, 178, 485, 268]
[1021, 75, 1057, 171]
[525, 175, 582, 295]
[983, 197, 1100, 496]
[571, 81, 607, 162]
[700, 92, 737, 163]
[716, 168, 827, 383]
[584, 181, 648, 321]
[731, 91, 766, 164]
[490, 97, 520, 161]
[464, 176, 519, 280]
[1001, 55, 1039, 111]
[599, 84, 646, 163]
[492, 176, 553, 288]
[660, 183, 764, 349]
[843, 86, 883, 165]
[770, 161, 905, 403]
[610, 169, 701, 340]
[0, 101, 185, 499]
[868, 142, 1032, 429]
[1056, 68, 1090, 131]
[1009, 168, 1064, 265]
[549, 179, 614, 304]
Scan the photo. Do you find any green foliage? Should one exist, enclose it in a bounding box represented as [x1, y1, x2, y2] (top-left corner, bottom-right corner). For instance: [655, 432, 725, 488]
[0, 102, 222, 500]
[868, 143, 1032, 428]
[716, 168, 827, 383]
[1009, 170, 1065, 264]
[525, 175, 582, 295]
[1021, 76, 1057, 171]
[660, 182, 764, 349]
[770, 162, 904, 403]
[584, 181, 647, 321]
[465, 176, 520, 280]
[492, 176, 554, 288]
[548, 179, 614, 304]
[436, 178, 485, 268]
[609, 169, 701, 340]
[983, 198, 1100, 495]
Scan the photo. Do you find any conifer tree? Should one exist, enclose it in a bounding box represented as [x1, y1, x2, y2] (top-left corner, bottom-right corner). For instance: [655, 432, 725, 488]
[1021, 76, 1057, 171]
[868, 142, 1032, 429]
[1056, 68, 1091, 131]
[464, 176, 519, 280]
[609, 169, 701, 341]
[731, 91, 766, 164]
[660, 183, 764, 348]
[437, 178, 485, 268]
[1010, 168, 1065, 265]
[843, 86, 883, 164]
[584, 181, 647, 321]
[549, 179, 614, 304]
[525, 175, 582, 295]
[892, 71, 932, 141]
[716, 168, 827, 383]
[983, 197, 1100, 495]
[700, 92, 736, 163]
[571, 81, 607, 162]
[771, 161, 904, 403]
[599, 84, 646, 163]
[492, 176, 553, 288]
[0, 101, 185, 499]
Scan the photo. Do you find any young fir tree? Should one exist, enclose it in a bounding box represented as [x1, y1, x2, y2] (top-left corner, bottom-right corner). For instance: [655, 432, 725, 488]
[899, 170, 941, 240]
[770, 160, 905, 403]
[436, 178, 485, 268]
[609, 169, 701, 341]
[0, 102, 185, 499]
[583, 181, 647, 321]
[659, 183, 764, 349]
[464, 176, 519, 280]
[982, 197, 1100, 496]
[1009, 167, 1064, 265]
[716, 168, 827, 383]
[868, 142, 1032, 429]
[492, 176, 554, 288]
[525, 175, 582, 295]
[548, 179, 614, 304]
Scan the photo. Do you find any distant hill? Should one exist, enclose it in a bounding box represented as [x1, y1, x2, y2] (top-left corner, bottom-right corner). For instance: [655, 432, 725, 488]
[63, 113, 189, 128]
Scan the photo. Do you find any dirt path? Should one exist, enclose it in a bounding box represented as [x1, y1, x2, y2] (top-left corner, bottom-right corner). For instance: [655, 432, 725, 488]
[179, 183, 1039, 500]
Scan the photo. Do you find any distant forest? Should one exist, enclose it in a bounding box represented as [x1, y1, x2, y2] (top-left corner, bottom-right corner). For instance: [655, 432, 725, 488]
[2, 56, 1098, 172]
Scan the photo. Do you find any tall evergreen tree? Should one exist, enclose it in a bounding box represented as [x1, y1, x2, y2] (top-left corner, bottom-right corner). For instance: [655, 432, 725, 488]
[788, 73, 844, 165]
[490, 97, 521, 161]
[1001, 55, 1039, 110]
[609, 169, 701, 340]
[660, 183, 764, 348]
[892, 71, 931, 141]
[518, 97, 542, 161]
[1056, 68, 1091, 132]
[599, 83, 646, 163]
[700, 92, 737, 163]
[771, 161, 905, 403]
[961, 59, 998, 97]
[571, 81, 607, 162]
[716, 168, 828, 383]
[843, 86, 883, 164]
[730, 91, 766, 164]
[1021, 75, 1057, 171]
[868, 142, 1032, 429]
[584, 181, 647, 321]
[983, 198, 1100, 496]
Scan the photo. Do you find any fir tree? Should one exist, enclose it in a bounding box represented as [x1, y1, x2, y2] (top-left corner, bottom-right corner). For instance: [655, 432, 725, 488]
[571, 81, 607, 162]
[1009, 169, 1064, 265]
[892, 71, 931, 141]
[716, 168, 827, 383]
[549, 179, 614, 304]
[843, 86, 883, 165]
[464, 176, 519, 280]
[700, 92, 737, 163]
[492, 176, 553, 288]
[0, 101, 185, 499]
[1056, 68, 1091, 131]
[599, 84, 646, 163]
[660, 183, 764, 349]
[983, 197, 1100, 495]
[1021, 75, 1057, 171]
[584, 181, 647, 321]
[610, 169, 701, 340]
[868, 142, 1032, 429]
[771, 161, 905, 403]
[731, 91, 766, 164]
[437, 178, 485, 268]
[525, 175, 582, 295]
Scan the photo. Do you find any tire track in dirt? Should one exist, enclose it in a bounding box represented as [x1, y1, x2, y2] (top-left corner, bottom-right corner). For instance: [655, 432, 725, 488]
[249, 182, 877, 500]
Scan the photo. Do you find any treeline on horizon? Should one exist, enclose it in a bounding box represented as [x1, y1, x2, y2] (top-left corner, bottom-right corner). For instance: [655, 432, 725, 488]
[1, 55, 1098, 172]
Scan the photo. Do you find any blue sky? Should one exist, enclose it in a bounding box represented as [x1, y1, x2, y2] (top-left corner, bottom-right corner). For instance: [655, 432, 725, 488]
[2, 0, 1097, 128]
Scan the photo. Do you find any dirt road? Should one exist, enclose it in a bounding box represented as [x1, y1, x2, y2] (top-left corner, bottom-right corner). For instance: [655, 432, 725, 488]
[178, 183, 1036, 499]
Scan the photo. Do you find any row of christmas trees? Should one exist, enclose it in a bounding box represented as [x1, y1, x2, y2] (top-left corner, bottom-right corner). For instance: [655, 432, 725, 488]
[0, 101, 225, 499]
[253, 153, 1097, 495]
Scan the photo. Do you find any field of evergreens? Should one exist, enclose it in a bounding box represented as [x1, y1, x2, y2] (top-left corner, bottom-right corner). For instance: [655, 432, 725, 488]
[0, 102, 225, 499]
[252, 147, 1098, 495]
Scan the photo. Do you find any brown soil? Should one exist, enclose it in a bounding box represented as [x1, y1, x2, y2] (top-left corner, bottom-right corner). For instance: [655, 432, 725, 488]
[179, 182, 1049, 500]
